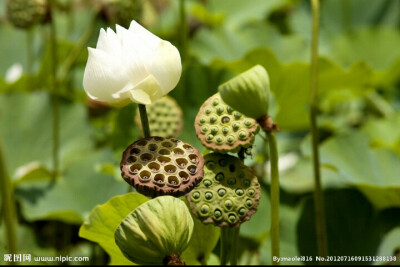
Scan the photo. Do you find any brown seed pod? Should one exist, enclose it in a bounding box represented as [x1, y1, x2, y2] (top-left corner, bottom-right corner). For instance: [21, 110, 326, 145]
[121, 137, 204, 197]
[194, 93, 259, 153]
[186, 153, 261, 227]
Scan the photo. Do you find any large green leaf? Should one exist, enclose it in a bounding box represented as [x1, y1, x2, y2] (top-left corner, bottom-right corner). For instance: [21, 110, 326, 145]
[17, 149, 127, 224]
[79, 193, 149, 265]
[319, 132, 400, 209]
[297, 189, 384, 265]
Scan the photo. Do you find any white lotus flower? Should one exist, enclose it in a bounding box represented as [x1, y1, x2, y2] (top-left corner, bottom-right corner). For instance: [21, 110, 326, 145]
[83, 20, 182, 106]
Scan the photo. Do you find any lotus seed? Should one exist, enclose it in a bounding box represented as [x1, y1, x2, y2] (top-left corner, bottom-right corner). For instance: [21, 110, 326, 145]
[205, 108, 212, 114]
[238, 208, 246, 216]
[200, 205, 210, 214]
[248, 189, 255, 196]
[246, 199, 253, 207]
[205, 192, 213, 200]
[204, 180, 212, 187]
[216, 136, 224, 144]
[229, 214, 236, 222]
[238, 171, 245, 179]
[225, 200, 233, 209]
[218, 188, 226, 196]
[232, 123, 240, 131]
[214, 209, 222, 218]
[206, 134, 214, 142]
[234, 112, 242, 119]
[216, 107, 224, 114]
[227, 178, 236, 185]
[212, 99, 219, 106]
[211, 126, 219, 134]
[239, 131, 248, 140]
[236, 189, 244, 196]
[227, 136, 235, 144]
[201, 126, 208, 133]
[215, 173, 224, 181]
[206, 161, 216, 169]
[243, 180, 251, 186]
[193, 192, 200, 199]
[244, 120, 252, 127]
[222, 127, 229, 135]
[227, 106, 234, 113]
[210, 116, 217, 123]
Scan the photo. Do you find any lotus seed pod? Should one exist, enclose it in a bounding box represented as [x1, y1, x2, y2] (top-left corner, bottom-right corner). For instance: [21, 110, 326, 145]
[135, 96, 183, 138]
[218, 65, 270, 120]
[6, 0, 48, 29]
[120, 136, 204, 197]
[115, 196, 193, 265]
[186, 153, 261, 227]
[98, 0, 143, 28]
[195, 93, 259, 153]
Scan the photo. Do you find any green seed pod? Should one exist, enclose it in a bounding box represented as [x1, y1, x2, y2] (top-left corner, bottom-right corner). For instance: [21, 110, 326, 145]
[135, 95, 183, 138]
[6, 0, 48, 29]
[186, 153, 261, 227]
[218, 65, 270, 120]
[194, 93, 259, 153]
[120, 136, 204, 197]
[115, 196, 193, 265]
[99, 0, 143, 28]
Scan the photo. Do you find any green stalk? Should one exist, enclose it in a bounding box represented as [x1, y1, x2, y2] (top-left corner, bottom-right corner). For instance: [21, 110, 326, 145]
[220, 227, 230, 265]
[138, 104, 151, 137]
[179, 0, 188, 62]
[49, 5, 60, 182]
[266, 131, 280, 265]
[0, 139, 18, 262]
[26, 28, 34, 74]
[230, 226, 240, 265]
[310, 0, 329, 261]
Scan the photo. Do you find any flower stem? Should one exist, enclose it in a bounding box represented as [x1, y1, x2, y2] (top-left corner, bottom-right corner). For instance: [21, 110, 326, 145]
[310, 0, 329, 261]
[138, 104, 151, 137]
[220, 227, 230, 265]
[230, 226, 240, 265]
[49, 5, 60, 182]
[179, 0, 188, 62]
[266, 131, 280, 265]
[0, 139, 18, 259]
[26, 28, 34, 74]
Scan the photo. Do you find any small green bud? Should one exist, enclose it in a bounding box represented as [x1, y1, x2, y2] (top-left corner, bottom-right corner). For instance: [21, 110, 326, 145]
[219, 65, 270, 119]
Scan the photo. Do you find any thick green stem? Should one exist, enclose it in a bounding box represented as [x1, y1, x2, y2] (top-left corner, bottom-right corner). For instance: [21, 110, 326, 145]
[0, 139, 18, 263]
[310, 0, 329, 262]
[230, 226, 240, 265]
[266, 131, 280, 265]
[220, 227, 230, 265]
[138, 104, 151, 137]
[26, 28, 34, 74]
[179, 0, 188, 62]
[48, 6, 60, 182]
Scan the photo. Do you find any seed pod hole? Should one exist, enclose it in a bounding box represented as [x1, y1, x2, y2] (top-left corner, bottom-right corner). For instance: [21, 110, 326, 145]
[157, 156, 171, 164]
[221, 116, 230, 124]
[229, 164, 235, 172]
[130, 164, 142, 174]
[159, 149, 170, 155]
[203, 180, 212, 187]
[130, 148, 141, 155]
[215, 172, 224, 181]
[154, 174, 165, 184]
[205, 192, 213, 200]
[154, 137, 164, 141]
[189, 154, 199, 164]
[246, 199, 253, 207]
[137, 140, 147, 146]
[206, 161, 216, 170]
[219, 159, 228, 167]
[228, 214, 237, 223]
[200, 205, 210, 215]
[179, 171, 189, 182]
[218, 188, 226, 197]
[167, 176, 180, 187]
[161, 141, 173, 148]
[238, 207, 246, 216]
[248, 189, 255, 196]
[164, 165, 177, 173]
[236, 189, 244, 196]
[188, 165, 197, 175]
[183, 144, 193, 150]
[243, 180, 251, 187]
[148, 162, 160, 172]
[192, 191, 201, 200]
[176, 158, 188, 168]
[173, 148, 184, 155]
[140, 170, 151, 180]
[227, 178, 236, 185]
[148, 144, 158, 151]
[214, 209, 222, 219]
[140, 153, 153, 162]
[225, 200, 233, 210]
[127, 156, 137, 163]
